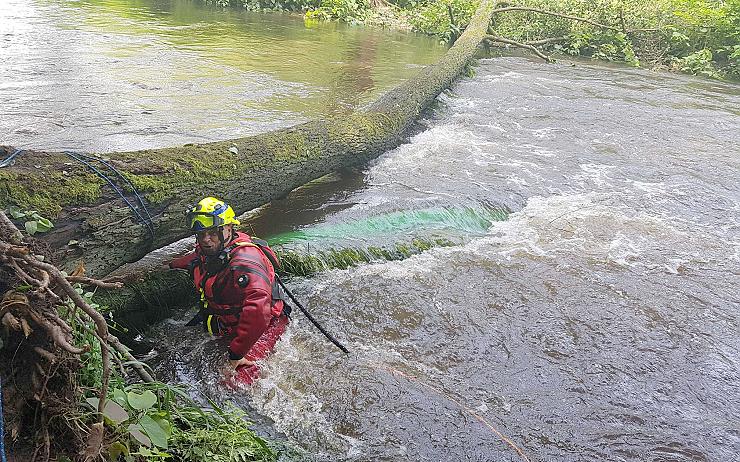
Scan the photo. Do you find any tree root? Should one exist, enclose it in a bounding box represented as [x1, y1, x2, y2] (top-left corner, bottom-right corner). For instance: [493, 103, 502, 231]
[0, 210, 156, 460]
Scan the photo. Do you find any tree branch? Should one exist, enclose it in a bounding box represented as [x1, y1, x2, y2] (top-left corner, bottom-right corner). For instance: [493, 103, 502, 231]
[491, 6, 622, 32]
[485, 35, 553, 62]
[66, 276, 124, 290]
[525, 36, 569, 46]
[109, 334, 154, 383]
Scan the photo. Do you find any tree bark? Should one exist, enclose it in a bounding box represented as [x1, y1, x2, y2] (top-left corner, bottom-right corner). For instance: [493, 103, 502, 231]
[0, 0, 498, 277]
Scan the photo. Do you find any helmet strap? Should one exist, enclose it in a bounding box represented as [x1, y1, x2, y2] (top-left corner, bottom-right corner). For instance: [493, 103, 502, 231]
[217, 226, 226, 252]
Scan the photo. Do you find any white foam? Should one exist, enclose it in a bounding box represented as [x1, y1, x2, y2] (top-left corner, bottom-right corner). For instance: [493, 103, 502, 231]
[247, 325, 364, 457]
[576, 163, 616, 188]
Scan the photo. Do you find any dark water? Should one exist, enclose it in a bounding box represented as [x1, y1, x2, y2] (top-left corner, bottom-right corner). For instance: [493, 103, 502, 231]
[0, 0, 445, 152]
[144, 58, 740, 461]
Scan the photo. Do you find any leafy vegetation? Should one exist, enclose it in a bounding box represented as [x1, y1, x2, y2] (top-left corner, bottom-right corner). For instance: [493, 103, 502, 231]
[4, 205, 54, 235]
[55, 286, 277, 461]
[82, 382, 276, 462]
[213, 0, 738, 79]
[411, 0, 738, 78]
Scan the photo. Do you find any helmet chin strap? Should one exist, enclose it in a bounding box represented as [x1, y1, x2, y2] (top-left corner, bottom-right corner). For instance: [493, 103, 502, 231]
[216, 225, 235, 252]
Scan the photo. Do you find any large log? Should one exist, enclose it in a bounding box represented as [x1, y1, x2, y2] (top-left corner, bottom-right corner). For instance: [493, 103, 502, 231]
[0, 0, 497, 277]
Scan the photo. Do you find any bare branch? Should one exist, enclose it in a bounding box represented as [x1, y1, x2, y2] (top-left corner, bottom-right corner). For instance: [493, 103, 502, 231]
[525, 36, 569, 46]
[66, 276, 124, 290]
[1, 245, 112, 419]
[26, 309, 87, 355]
[109, 334, 154, 383]
[485, 35, 553, 62]
[33, 346, 58, 363]
[7, 257, 42, 287]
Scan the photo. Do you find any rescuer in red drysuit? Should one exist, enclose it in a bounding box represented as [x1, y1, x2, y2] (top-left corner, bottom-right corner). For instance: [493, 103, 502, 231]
[169, 196, 289, 371]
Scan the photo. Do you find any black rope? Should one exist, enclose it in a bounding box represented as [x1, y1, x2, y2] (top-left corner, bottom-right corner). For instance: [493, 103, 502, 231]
[0, 148, 23, 168]
[64, 151, 155, 239]
[276, 275, 349, 354]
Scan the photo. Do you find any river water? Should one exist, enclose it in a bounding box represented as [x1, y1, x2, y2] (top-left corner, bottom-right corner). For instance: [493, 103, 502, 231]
[146, 58, 740, 461]
[4, 2, 740, 461]
[0, 0, 444, 152]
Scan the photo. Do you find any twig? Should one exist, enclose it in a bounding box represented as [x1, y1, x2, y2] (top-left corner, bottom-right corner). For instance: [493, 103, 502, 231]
[26, 309, 87, 355]
[619, 7, 628, 34]
[66, 276, 124, 289]
[33, 346, 58, 363]
[525, 36, 569, 46]
[109, 334, 154, 383]
[7, 257, 42, 287]
[485, 35, 553, 62]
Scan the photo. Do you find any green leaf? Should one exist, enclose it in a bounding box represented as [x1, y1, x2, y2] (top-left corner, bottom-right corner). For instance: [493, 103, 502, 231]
[139, 414, 169, 449]
[128, 423, 151, 447]
[36, 217, 54, 232]
[85, 397, 129, 424]
[8, 206, 25, 219]
[152, 415, 172, 438]
[25, 220, 38, 235]
[108, 441, 129, 461]
[127, 390, 157, 411]
[105, 401, 129, 424]
[113, 388, 128, 407]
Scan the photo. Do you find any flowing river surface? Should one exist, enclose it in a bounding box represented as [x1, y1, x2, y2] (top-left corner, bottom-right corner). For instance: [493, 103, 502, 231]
[144, 59, 740, 461]
[4, 2, 740, 461]
[0, 0, 445, 152]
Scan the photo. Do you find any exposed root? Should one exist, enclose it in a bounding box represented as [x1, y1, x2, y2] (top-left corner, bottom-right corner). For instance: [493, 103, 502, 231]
[0, 210, 155, 461]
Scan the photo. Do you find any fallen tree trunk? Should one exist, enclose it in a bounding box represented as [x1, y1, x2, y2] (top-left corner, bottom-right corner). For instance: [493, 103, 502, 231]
[0, 0, 497, 277]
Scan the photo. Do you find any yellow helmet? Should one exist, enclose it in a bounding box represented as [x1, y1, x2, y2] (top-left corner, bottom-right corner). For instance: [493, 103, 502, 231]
[186, 197, 240, 233]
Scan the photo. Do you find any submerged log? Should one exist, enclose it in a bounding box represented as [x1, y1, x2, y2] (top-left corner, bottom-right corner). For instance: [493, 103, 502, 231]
[0, 0, 497, 277]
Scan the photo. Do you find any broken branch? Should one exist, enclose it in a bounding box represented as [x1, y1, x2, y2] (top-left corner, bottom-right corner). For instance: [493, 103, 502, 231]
[485, 35, 553, 62]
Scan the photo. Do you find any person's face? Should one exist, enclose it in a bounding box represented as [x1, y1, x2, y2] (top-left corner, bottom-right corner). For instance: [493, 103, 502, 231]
[196, 225, 231, 256]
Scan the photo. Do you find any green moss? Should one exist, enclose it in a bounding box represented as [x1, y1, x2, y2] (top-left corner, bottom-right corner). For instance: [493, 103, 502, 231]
[118, 149, 240, 203]
[275, 237, 457, 277]
[0, 169, 103, 216]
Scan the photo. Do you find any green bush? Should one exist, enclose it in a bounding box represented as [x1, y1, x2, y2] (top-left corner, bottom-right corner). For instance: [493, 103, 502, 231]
[305, 0, 371, 22]
[409, 0, 479, 42]
[408, 0, 739, 78]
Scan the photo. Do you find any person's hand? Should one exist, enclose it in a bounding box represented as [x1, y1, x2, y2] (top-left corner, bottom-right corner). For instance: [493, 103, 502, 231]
[228, 356, 255, 370]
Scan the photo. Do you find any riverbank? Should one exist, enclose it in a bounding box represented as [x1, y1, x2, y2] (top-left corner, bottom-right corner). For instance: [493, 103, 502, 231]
[216, 0, 739, 80]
